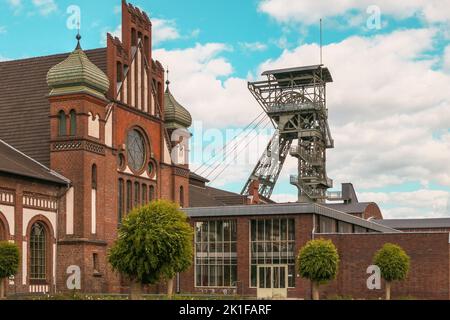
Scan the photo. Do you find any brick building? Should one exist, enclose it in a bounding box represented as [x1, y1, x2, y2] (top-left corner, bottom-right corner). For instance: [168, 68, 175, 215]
[0, 1, 192, 295]
[1, 0, 450, 300]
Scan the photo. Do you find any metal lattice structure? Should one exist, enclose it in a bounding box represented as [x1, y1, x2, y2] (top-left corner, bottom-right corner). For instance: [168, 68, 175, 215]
[241, 65, 334, 203]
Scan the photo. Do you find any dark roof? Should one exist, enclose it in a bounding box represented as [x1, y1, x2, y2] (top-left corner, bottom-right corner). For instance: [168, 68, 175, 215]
[189, 172, 210, 183]
[0, 139, 69, 185]
[189, 184, 249, 207]
[262, 65, 333, 83]
[183, 203, 398, 233]
[375, 218, 450, 229]
[324, 202, 373, 214]
[0, 48, 107, 167]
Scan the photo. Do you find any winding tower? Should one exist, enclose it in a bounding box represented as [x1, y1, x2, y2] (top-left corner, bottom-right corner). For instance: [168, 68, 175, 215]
[241, 65, 334, 203]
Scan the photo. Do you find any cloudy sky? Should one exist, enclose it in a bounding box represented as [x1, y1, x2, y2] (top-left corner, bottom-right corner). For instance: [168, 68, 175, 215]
[1, 0, 450, 218]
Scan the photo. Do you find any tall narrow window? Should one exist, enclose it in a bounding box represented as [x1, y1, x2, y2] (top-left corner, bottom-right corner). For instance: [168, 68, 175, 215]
[118, 179, 124, 224]
[91, 165, 97, 190]
[134, 182, 140, 208]
[58, 111, 66, 136]
[149, 185, 155, 202]
[142, 184, 148, 205]
[180, 186, 185, 208]
[69, 110, 77, 136]
[116, 62, 123, 83]
[126, 180, 132, 214]
[131, 28, 137, 46]
[30, 222, 47, 282]
[91, 165, 97, 234]
[93, 253, 99, 274]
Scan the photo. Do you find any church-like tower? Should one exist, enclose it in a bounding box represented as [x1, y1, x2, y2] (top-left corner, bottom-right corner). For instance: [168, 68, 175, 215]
[47, 35, 113, 292]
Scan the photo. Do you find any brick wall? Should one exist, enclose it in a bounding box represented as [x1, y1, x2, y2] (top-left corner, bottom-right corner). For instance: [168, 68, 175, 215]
[319, 232, 450, 300]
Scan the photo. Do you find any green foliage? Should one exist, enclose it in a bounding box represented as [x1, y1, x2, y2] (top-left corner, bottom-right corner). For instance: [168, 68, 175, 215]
[297, 239, 339, 284]
[373, 243, 410, 282]
[0, 242, 20, 279]
[108, 200, 193, 285]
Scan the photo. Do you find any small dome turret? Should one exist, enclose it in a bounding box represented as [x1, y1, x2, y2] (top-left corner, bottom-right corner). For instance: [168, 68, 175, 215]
[164, 78, 192, 129]
[47, 35, 110, 99]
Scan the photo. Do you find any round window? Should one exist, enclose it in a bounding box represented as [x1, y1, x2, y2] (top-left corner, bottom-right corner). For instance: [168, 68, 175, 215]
[127, 129, 146, 172]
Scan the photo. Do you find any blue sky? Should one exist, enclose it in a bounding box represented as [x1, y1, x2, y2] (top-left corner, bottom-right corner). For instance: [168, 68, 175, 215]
[1, 0, 450, 218]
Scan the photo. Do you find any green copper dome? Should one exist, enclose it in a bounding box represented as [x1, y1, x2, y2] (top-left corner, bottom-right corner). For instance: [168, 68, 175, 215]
[47, 43, 110, 99]
[164, 87, 192, 129]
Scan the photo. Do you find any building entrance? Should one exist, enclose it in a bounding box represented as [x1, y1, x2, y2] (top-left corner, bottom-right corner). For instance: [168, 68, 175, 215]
[256, 265, 288, 299]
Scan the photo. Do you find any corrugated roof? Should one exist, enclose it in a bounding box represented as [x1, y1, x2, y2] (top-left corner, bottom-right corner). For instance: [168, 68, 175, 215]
[0, 139, 69, 185]
[0, 48, 107, 167]
[189, 184, 249, 207]
[183, 202, 399, 233]
[375, 218, 450, 229]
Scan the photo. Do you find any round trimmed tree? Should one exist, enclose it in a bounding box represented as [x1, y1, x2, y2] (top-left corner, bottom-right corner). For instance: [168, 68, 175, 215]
[297, 239, 339, 300]
[373, 243, 410, 300]
[0, 241, 20, 299]
[108, 200, 193, 300]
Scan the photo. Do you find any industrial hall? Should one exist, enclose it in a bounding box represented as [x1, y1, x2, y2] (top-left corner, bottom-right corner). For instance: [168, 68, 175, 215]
[1, 0, 450, 300]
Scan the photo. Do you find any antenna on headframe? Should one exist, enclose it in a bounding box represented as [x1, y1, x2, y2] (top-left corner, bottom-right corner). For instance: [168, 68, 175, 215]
[320, 18, 323, 65]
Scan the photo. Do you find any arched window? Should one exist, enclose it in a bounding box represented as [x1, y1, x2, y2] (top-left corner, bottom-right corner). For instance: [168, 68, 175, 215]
[30, 222, 47, 282]
[149, 185, 155, 202]
[180, 186, 185, 208]
[69, 110, 77, 136]
[118, 179, 124, 224]
[0, 218, 5, 240]
[58, 111, 66, 136]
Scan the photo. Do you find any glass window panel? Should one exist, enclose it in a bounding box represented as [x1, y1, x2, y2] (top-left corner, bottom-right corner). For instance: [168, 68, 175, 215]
[265, 219, 272, 241]
[257, 220, 264, 241]
[224, 222, 231, 242]
[280, 219, 287, 240]
[251, 220, 256, 241]
[288, 219, 295, 240]
[273, 219, 280, 241]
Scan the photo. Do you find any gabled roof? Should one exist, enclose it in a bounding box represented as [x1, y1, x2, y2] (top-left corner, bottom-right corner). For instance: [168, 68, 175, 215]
[0, 48, 107, 167]
[189, 184, 249, 207]
[0, 139, 69, 185]
[324, 202, 374, 214]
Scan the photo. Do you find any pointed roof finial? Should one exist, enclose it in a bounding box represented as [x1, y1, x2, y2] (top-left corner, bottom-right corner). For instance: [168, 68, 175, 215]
[75, 21, 82, 50]
[165, 67, 170, 90]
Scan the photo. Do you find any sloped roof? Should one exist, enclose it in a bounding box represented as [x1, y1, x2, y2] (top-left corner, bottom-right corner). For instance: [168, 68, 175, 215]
[375, 218, 450, 229]
[0, 139, 69, 185]
[0, 48, 107, 167]
[189, 184, 250, 207]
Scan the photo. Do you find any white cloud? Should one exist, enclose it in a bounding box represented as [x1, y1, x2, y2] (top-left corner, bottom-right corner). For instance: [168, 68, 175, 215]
[152, 18, 180, 45]
[258, 0, 450, 25]
[154, 43, 261, 130]
[239, 42, 268, 52]
[444, 45, 450, 72]
[32, 0, 57, 16]
[359, 190, 450, 218]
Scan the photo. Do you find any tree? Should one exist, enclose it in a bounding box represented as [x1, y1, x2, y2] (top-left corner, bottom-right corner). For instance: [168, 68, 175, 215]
[108, 200, 193, 300]
[373, 243, 410, 300]
[0, 242, 20, 299]
[297, 239, 340, 300]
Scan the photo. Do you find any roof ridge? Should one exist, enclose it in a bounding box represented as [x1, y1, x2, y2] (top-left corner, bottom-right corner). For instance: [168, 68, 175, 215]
[0, 48, 106, 65]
